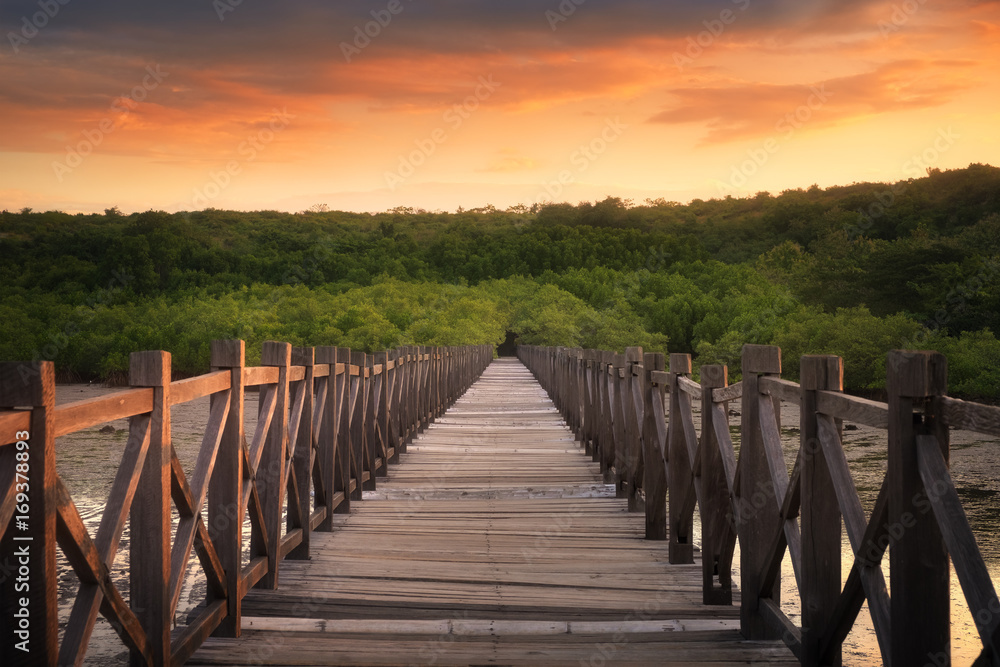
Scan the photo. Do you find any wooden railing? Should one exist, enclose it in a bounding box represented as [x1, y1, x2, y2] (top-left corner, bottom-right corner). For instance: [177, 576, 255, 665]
[0, 342, 492, 666]
[519, 344, 1000, 667]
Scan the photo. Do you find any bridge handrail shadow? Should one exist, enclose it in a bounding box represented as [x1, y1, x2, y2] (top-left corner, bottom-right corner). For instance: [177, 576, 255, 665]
[0, 343, 492, 666]
[519, 344, 1000, 667]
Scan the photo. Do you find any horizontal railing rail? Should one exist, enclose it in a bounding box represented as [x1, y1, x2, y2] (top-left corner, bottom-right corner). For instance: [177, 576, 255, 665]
[0, 342, 492, 666]
[518, 343, 1000, 667]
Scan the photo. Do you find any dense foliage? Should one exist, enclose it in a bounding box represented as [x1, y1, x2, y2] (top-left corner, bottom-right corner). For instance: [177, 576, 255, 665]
[2, 164, 999, 397]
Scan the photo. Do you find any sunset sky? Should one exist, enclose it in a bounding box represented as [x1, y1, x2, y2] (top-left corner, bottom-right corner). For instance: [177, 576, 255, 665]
[2, 0, 998, 214]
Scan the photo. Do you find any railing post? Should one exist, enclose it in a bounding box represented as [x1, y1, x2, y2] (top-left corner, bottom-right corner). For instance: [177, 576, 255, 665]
[583, 349, 598, 459]
[338, 347, 359, 504]
[363, 354, 378, 489]
[667, 353, 694, 564]
[624, 346, 644, 512]
[258, 341, 290, 589]
[374, 351, 389, 477]
[0, 361, 58, 666]
[700, 364, 733, 605]
[129, 350, 172, 666]
[289, 346, 314, 559]
[209, 340, 245, 637]
[887, 350, 949, 666]
[611, 353, 627, 497]
[643, 353, 667, 540]
[800, 355, 843, 665]
[385, 350, 400, 465]
[739, 344, 783, 639]
[316, 346, 340, 525]
[599, 351, 615, 483]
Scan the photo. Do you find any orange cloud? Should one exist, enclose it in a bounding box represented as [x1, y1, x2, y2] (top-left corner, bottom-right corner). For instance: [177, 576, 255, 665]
[648, 59, 975, 144]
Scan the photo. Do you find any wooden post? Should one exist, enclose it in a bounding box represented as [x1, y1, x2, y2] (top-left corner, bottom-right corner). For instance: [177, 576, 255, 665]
[315, 347, 339, 525]
[643, 353, 667, 540]
[129, 350, 172, 665]
[599, 351, 615, 482]
[385, 350, 400, 464]
[350, 350, 369, 494]
[624, 346, 644, 512]
[800, 355, 843, 664]
[700, 364, 733, 605]
[258, 342, 290, 589]
[583, 350, 597, 458]
[288, 346, 314, 559]
[0, 361, 58, 666]
[362, 354, 378, 490]
[337, 347, 356, 507]
[610, 353, 627, 496]
[887, 350, 949, 666]
[739, 344, 783, 639]
[209, 340, 245, 637]
[374, 352, 389, 477]
[668, 353, 694, 564]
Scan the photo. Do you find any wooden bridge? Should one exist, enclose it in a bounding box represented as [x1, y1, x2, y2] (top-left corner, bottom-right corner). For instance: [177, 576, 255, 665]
[1, 342, 1000, 665]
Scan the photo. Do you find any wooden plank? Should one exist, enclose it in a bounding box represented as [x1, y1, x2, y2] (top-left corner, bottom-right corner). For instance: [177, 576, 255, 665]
[815, 389, 889, 429]
[243, 366, 279, 386]
[940, 395, 1000, 436]
[758, 376, 800, 405]
[916, 433, 1000, 658]
[816, 414, 892, 659]
[169, 370, 230, 406]
[712, 381, 742, 404]
[55, 477, 152, 665]
[0, 409, 32, 446]
[53, 387, 154, 437]
[677, 375, 701, 398]
[171, 600, 228, 666]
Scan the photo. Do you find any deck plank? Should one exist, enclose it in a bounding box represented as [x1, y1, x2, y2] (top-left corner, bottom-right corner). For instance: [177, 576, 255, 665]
[188, 359, 795, 665]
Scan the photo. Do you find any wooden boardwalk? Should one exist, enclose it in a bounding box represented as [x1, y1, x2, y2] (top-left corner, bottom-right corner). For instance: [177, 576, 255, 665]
[189, 359, 795, 666]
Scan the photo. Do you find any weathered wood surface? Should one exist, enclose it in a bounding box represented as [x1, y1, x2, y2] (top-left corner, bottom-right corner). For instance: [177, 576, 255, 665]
[189, 359, 795, 666]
